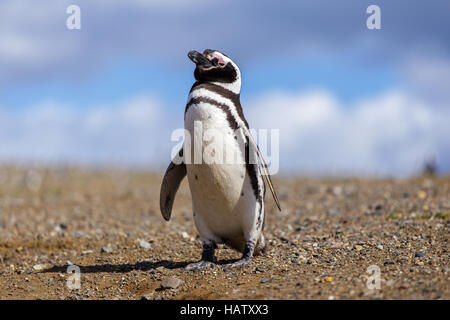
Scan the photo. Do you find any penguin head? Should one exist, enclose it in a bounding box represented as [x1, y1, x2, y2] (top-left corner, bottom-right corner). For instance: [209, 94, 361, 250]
[188, 49, 240, 87]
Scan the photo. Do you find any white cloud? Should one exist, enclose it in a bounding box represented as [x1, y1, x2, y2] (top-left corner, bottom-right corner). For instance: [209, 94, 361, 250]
[246, 89, 449, 177]
[0, 89, 448, 177]
[0, 94, 173, 167]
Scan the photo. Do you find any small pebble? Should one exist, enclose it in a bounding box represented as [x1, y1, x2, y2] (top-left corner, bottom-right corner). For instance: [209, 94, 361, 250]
[141, 293, 154, 300]
[161, 277, 182, 289]
[74, 231, 83, 238]
[415, 252, 425, 258]
[139, 240, 151, 249]
[327, 208, 340, 215]
[33, 264, 49, 271]
[101, 246, 113, 253]
[417, 190, 427, 199]
[332, 186, 342, 196]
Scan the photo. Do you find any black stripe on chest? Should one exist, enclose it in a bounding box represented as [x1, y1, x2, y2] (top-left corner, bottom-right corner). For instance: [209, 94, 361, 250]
[185, 96, 240, 130]
[185, 82, 249, 129]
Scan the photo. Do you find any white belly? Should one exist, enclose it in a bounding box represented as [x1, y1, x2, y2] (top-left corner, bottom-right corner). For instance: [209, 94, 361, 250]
[184, 102, 256, 242]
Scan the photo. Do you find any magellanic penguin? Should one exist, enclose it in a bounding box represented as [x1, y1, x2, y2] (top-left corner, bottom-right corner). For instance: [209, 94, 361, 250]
[160, 49, 281, 270]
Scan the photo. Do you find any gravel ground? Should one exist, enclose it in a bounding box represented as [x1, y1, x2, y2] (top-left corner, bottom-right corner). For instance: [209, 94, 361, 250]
[0, 166, 448, 300]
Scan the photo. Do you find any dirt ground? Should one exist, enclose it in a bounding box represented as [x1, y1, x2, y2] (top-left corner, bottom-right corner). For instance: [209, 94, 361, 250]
[0, 166, 448, 300]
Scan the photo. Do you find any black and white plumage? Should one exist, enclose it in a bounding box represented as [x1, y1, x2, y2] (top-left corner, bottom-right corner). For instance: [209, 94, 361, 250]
[160, 49, 280, 270]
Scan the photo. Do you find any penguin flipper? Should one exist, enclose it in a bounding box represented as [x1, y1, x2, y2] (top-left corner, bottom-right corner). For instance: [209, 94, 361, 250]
[160, 151, 186, 221]
[244, 129, 282, 212]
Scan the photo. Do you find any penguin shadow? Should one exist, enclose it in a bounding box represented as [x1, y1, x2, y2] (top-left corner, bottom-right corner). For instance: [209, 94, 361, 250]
[41, 258, 240, 274]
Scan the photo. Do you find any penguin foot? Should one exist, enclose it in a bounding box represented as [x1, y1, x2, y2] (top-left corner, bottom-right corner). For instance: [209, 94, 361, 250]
[222, 240, 256, 270]
[222, 258, 252, 270]
[184, 240, 217, 271]
[184, 260, 216, 271]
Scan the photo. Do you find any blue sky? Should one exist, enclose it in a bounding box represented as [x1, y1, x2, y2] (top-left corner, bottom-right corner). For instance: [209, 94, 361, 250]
[0, 55, 398, 108]
[0, 0, 449, 176]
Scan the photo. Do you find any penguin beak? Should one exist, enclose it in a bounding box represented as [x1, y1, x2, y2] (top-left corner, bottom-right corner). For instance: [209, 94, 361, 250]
[188, 50, 214, 68]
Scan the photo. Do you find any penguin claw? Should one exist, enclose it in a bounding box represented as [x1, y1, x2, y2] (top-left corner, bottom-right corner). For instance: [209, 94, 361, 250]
[222, 258, 252, 271]
[184, 260, 216, 271]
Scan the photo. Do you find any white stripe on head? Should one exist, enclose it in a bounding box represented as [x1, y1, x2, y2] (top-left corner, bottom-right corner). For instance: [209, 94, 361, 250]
[207, 51, 241, 94]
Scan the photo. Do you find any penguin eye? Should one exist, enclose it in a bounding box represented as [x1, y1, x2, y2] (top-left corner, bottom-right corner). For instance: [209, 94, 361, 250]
[211, 58, 219, 66]
[211, 55, 226, 67]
